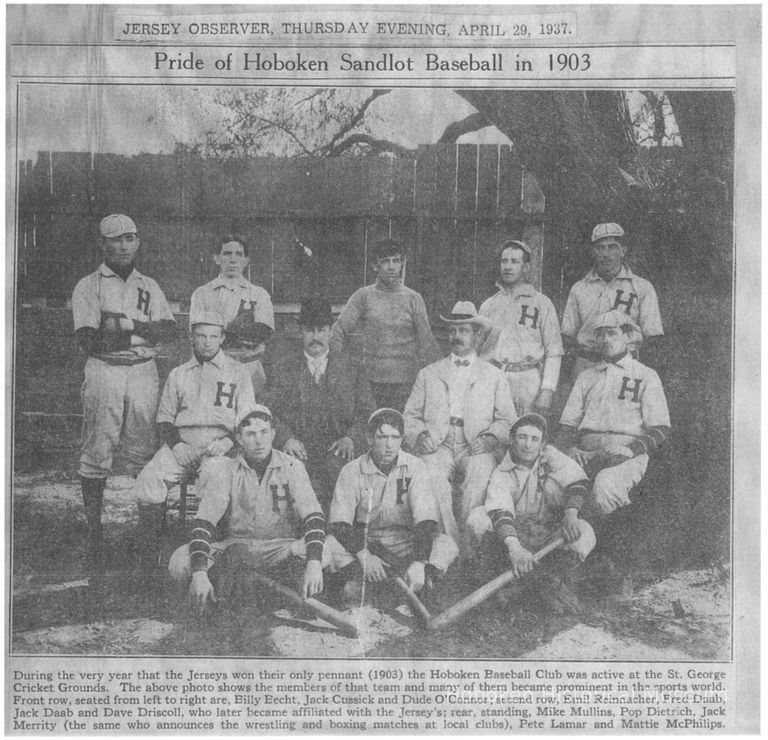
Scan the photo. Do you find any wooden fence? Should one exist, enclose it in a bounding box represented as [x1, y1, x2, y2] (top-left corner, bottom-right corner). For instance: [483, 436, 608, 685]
[16, 145, 544, 318]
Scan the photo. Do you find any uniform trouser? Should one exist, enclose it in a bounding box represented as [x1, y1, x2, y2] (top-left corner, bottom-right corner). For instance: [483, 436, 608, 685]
[242, 359, 267, 397]
[370, 382, 413, 414]
[304, 448, 346, 514]
[465, 508, 596, 561]
[591, 454, 649, 515]
[420, 427, 497, 556]
[133, 445, 229, 505]
[329, 531, 458, 574]
[79, 358, 159, 479]
[168, 534, 345, 583]
[503, 367, 542, 416]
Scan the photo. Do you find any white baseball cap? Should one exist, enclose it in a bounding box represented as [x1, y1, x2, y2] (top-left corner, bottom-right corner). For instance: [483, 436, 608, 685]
[594, 309, 640, 333]
[591, 223, 625, 243]
[189, 310, 225, 329]
[100, 214, 137, 238]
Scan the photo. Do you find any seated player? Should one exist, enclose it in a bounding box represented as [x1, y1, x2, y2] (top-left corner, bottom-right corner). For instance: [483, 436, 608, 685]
[557, 309, 671, 518]
[403, 301, 514, 553]
[327, 408, 459, 603]
[132, 311, 255, 571]
[168, 406, 339, 613]
[264, 298, 374, 511]
[466, 413, 595, 613]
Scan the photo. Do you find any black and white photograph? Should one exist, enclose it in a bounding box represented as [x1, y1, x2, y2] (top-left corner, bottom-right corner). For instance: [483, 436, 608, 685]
[6, 4, 760, 735]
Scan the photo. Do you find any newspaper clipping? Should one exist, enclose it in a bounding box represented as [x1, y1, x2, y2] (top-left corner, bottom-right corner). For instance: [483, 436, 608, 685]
[6, 4, 760, 735]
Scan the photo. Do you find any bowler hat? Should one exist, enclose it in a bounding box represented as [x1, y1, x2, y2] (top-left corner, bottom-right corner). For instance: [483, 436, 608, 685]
[298, 298, 333, 328]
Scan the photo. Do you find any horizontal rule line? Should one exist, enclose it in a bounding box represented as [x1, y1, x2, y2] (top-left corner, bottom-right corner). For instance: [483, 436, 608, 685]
[11, 75, 737, 81]
[10, 42, 737, 49]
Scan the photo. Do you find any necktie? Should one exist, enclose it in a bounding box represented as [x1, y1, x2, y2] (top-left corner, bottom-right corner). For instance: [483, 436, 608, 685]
[454, 359, 470, 367]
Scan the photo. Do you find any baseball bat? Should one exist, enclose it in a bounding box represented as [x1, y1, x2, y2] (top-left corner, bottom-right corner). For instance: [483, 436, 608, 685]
[426, 534, 567, 632]
[250, 572, 360, 638]
[389, 573, 432, 625]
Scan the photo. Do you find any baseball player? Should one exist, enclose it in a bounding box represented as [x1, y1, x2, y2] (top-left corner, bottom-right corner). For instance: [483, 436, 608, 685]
[189, 235, 275, 394]
[557, 309, 671, 518]
[479, 239, 563, 416]
[328, 408, 459, 599]
[561, 223, 664, 379]
[131, 310, 255, 571]
[404, 301, 515, 555]
[466, 413, 595, 613]
[168, 406, 341, 613]
[72, 214, 176, 566]
[330, 238, 441, 412]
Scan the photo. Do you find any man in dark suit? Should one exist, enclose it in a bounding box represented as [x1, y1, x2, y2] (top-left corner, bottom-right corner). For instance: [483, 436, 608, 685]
[264, 298, 374, 511]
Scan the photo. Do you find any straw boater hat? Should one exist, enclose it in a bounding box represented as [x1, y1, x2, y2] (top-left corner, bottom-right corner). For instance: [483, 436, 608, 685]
[439, 301, 492, 329]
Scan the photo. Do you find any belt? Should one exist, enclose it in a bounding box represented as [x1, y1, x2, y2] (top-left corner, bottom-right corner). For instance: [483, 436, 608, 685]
[490, 358, 542, 373]
[575, 348, 602, 363]
[449, 417, 465, 427]
[93, 354, 154, 367]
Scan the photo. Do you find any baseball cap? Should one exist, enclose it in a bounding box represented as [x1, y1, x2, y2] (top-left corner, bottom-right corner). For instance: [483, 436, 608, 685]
[189, 310, 225, 329]
[591, 223, 625, 243]
[100, 214, 137, 238]
[594, 309, 640, 333]
[498, 238, 531, 257]
[510, 413, 548, 438]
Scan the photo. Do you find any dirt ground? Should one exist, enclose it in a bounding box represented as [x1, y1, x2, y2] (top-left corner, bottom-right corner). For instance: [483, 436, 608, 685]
[11, 470, 731, 661]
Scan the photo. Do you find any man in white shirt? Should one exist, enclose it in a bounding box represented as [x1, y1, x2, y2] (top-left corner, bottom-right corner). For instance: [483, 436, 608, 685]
[190, 235, 275, 393]
[404, 301, 515, 554]
[479, 238, 563, 416]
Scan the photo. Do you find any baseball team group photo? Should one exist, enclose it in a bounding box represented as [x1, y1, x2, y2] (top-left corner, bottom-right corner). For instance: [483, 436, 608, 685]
[11, 85, 733, 660]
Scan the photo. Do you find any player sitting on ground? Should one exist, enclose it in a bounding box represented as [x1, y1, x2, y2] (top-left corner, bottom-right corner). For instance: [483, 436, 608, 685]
[168, 406, 343, 614]
[326, 408, 459, 605]
[132, 311, 255, 573]
[466, 413, 595, 615]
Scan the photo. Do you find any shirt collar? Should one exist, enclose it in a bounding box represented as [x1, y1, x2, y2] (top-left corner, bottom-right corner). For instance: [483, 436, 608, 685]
[237, 449, 279, 472]
[450, 352, 477, 366]
[210, 275, 250, 290]
[498, 450, 540, 472]
[99, 262, 138, 280]
[360, 451, 401, 476]
[494, 279, 535, 297]
[183, 349, 226, 370]
[598, 351, 634, 370]
[585, 265, 634, 282]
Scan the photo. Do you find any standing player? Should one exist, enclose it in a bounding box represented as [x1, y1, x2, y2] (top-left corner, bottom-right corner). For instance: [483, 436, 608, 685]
[190, 235, 275, 394]
[328, 408, 458, 599]
[131, 311, 255, 571]
[72, 214, 176, 565]
[479, 239, 563, 416]
[561, 222, 664, 379]
[330, 238, 441, 412]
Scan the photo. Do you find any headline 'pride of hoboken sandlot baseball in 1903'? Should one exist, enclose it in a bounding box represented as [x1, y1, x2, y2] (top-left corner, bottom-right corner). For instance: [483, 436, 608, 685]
[5, 4, 760, 736]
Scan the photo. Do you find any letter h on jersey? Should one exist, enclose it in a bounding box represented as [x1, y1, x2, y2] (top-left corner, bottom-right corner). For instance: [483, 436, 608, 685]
[618, 377, 642, 402]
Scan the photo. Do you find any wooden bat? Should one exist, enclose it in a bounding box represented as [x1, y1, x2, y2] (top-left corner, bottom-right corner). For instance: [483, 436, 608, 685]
[389, 573, 432, 625]
[427, 534, 567, 632]
[250, 572, 360, 638]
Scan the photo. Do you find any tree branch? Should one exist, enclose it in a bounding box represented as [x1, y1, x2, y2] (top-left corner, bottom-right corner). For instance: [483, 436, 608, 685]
[322, 89, 392, 154]
[326, 133, 415, 158]
[437, 112, 491, 143]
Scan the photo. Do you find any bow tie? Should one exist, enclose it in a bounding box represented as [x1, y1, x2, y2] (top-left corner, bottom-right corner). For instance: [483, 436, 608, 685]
[454, 359, 470, 367]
